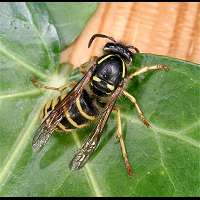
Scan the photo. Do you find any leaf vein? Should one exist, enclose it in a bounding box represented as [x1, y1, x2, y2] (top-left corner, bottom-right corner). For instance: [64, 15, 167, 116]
[0, 41, 47, 80]
[0, 89, 42, 100]
[72, 134, 103, 197]
[122, 114, 200, 149]
[152, 128, 177, 194]
[133, 165, 159, 193]
[0, 93, 51, 189]
[25, 3, 56, 66]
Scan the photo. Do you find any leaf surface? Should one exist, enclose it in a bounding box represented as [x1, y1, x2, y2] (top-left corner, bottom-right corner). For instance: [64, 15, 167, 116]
[0, 3, 199, 197]
[46, 2, 98, 48]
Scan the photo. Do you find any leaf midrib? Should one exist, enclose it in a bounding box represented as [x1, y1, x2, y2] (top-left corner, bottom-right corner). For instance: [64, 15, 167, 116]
[0, 93, 52, 189]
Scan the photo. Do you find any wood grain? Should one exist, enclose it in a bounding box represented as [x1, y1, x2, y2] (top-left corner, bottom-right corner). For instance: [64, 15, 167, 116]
[61, 2, 200, 67]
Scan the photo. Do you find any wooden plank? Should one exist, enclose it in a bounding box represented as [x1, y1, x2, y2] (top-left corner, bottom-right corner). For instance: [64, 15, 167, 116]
[61, 2, 200, 67]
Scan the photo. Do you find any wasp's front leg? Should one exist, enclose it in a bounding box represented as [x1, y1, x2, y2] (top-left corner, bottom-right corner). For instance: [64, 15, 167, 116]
[128, 64, 169, 79]
[31, 76, 76, 93]
[122, 90, 151, 128]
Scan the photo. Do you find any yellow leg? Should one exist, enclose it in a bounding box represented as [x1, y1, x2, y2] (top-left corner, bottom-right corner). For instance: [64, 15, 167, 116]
[115, 107, 133, 176]
[128, 64, 169, 79]
[123, 90, 151, 128]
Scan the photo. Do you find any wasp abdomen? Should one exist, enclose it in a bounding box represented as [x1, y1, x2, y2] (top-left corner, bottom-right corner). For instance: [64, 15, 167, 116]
[42, 89, 99, 132]
[77, 89, 98, 120]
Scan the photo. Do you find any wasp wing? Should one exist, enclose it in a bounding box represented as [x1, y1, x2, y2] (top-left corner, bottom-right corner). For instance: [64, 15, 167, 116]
[69, 83, 124, 170]
[32, 66, 95, 152]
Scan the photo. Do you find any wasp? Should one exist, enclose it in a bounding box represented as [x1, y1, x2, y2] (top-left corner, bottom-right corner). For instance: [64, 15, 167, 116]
[32, 34, 169, 176]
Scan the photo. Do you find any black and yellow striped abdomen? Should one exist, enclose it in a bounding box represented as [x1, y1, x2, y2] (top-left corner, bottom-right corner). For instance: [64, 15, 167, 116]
[41, 88, 101, 132]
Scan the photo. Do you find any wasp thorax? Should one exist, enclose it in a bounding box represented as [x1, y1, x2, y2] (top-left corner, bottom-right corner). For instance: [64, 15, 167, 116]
[91, 54, 126, 96]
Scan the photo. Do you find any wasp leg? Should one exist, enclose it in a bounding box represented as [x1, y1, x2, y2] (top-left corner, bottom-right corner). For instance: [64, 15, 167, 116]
[128, 64, 169, 79]
[114, 107, 133, 176]
[31, 76, 76, 93]
[122, 90, 151, 128]
[79, 56, 98, 74]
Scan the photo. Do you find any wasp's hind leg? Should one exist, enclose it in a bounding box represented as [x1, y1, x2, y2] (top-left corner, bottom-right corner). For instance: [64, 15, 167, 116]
[115, 107, 133, 176]
[122, 90, 151, 128]
[79, 56, 98, 74]
[128, 64, 169, 79]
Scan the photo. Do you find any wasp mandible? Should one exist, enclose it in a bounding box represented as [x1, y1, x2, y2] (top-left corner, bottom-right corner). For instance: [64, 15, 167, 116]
[32, 34, 169, 176]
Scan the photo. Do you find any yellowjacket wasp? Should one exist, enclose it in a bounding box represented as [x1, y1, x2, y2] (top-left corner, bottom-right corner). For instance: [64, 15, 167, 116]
[32, 34, 168, 176]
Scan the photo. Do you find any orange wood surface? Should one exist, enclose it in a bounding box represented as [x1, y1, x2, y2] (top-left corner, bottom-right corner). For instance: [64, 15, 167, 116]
[61, 2, 200, 67]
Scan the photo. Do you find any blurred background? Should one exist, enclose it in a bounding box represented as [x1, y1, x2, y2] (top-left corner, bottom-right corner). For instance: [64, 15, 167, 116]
[61, 2, 200, 67]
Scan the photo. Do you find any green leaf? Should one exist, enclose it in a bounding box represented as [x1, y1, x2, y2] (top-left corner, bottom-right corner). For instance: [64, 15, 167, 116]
[0, 2, 199, 197]
[46, 2, 98, 48]
[0, 2, 61, 77]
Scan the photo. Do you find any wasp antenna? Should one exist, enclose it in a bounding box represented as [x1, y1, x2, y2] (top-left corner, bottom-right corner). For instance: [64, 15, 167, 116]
[88, 34, 116, 48]
[126, 45, 140, 53]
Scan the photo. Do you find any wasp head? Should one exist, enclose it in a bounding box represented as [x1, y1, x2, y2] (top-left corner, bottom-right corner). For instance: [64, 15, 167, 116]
[88, 33, 140, 64]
